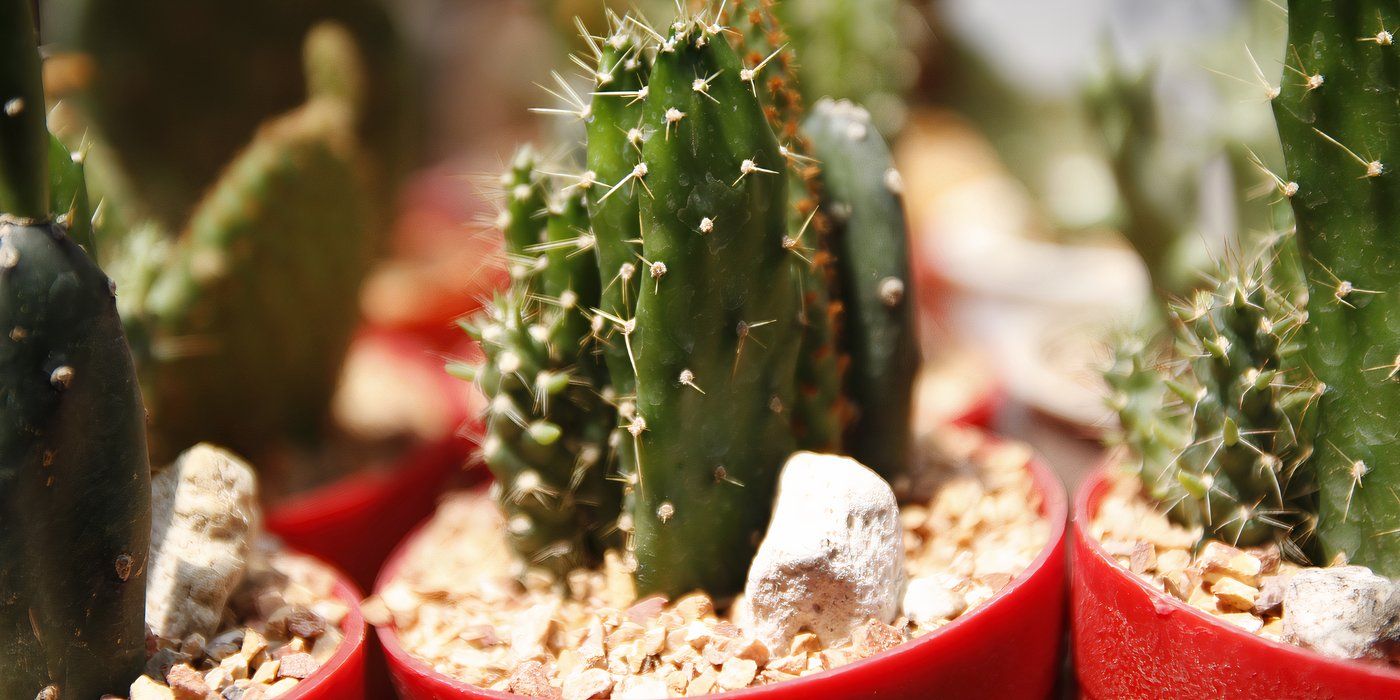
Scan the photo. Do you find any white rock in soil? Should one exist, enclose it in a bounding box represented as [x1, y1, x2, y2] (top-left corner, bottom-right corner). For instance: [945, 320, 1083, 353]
[147, 444, 261, 641]
[1282, 566, 1400, 660]
[742, 452, 905, 650]
[902, 576, 967, 626]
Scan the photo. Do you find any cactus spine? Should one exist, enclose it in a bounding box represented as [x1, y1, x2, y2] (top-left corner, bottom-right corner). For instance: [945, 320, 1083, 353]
[460, 3, 918, 599]
[1, 1, 151, 694]
[1273, 0, 1400, 575]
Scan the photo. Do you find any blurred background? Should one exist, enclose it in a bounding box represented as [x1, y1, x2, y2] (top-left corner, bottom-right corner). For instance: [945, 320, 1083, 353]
[32, 0, 1289, 495]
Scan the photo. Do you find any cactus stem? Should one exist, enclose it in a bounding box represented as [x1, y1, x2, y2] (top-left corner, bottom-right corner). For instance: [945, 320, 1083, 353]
[739, 44, 787, 91]
[692, 71, 723, 102]
[1284, 46, 1325, 92]
[599, 162, 650, 202]
[732, 157, 778, 186]
[678, 368, 706, 394]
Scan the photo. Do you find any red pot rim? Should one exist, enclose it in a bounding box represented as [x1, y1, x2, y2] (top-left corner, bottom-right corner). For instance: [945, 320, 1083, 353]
[283, 556, 368, 699]
[373, 448, 1068, 698]
[1074, 463, 1400, 684]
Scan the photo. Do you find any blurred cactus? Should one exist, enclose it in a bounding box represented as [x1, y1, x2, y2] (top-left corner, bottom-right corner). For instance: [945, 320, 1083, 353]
[457, 4, 919, 598]
[1114, 0, 1400, 576]
[1, 1, 151, 694]
[68, 21, 389, 472]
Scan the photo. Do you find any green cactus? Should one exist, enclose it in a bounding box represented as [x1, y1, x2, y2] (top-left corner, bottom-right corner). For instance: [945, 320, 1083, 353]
[1273, 0, 1400, 576]
[805, 98, 920, 482]
[1112, 244, 1316, 553]
[96, 23, 383, 473]
[457, 4, 920, 599]
[1, 1, 151, 694]
[455, 148, 618, 575]
[1115, 0, 1400, 576]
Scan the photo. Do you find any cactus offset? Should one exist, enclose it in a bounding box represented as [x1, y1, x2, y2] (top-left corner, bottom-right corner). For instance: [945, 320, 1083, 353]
[1273, 0, 1400, 575]
[458, 149, 618, 575]
[805, 99, 919, 482]
[0, 1, 151, 694]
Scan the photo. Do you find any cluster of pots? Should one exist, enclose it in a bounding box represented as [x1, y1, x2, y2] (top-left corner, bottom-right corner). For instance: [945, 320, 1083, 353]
[255, 237, 1399, 699]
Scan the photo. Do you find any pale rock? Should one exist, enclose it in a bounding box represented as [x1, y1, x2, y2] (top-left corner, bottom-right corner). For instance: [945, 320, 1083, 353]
[902, 576, 967, 625]
[129, 675, 175, 700]
[612, 675, 670, 699]
[743, 452, 905, 650]
[561, 667, 612, 700]
[146, 444, 260, 641]
[1283, 566, 1400, 660]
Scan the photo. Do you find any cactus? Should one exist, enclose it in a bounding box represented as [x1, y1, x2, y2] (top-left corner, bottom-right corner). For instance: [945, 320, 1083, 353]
[1111, 245, 1316, 553]
[456, 148, 618, 575]
[95, 23, 382, 470]
[1, 1, 151, 694]
[805, 99, 920, 482]
[1114, 0, 1400, 576]
[458, 4, 919, 599]
[1272, 0, 1400, 576]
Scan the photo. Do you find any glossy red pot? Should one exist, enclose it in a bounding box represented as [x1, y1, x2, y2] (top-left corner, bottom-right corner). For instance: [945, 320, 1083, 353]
[373, 454, 1067, 699]
[284, 560, 368, 700]
[267, 328, 481, 589]
[1072, 467, 1400, 699]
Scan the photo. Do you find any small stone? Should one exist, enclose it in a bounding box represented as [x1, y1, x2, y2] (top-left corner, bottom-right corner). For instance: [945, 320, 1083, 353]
[851, 619, 904, 658]
[624, 595, 666, 624]
[561, 667, 612, 700]
[204, 668, 233, 693]
[1212, 576, 1260, 611]
[219, 654, 249, 681]
[146, 445, 259, 641]
[512, 603, 558, 658]
[1283, 566, 1400, 660]
[1254, 574, 1289, 615]
[178, 634, 205, 658]
[1163, 568, 1201, 602]
[687, 670, 717, 696]
[206, 630, 246, 660]
[1128, 542, 1156, 574]
[1156, 549, 1192, 574]
[729, 637, 771, 666]
[577, 619, 606, 669]
[130, 676, 176, 700]
[716, 658, 758, 690]
[310, 626, 342, 664]
[241, 630, 268, 659]
[276, 652, 317, 680]
[146, 648, 192, 680]
[265, 678, 298, 698]
[613, 675, 669, 699]
[165, 664, 210, 700]
[1198, 541, 1262, 587]
[902, 576, 967, 625]
[506, 661, 558, 698]
[1217, 612, 1264, 634]
[270, 605, 326, 640]
[674, 593, 714, 622]
[789, 632, 820, 655]
[743, 452, 905, 650]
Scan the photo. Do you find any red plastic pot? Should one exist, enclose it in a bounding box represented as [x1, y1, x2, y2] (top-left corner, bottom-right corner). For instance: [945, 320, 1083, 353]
[373, 453, 1068, 699]
[284, 560, 368, 700]
[267, 328, 481, 589]
[1072, 467, 1400, 699]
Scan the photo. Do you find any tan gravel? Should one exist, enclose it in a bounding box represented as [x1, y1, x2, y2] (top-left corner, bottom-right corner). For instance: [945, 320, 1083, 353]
[367, 426, 1050, 697]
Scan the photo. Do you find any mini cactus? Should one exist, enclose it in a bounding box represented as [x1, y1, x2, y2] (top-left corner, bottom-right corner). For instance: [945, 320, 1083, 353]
[93, 23, 385, 469]
[456, 3, 920, 600]
[1, 1, 151, 694]
[1114, 0, 1400, 577]
[457, 148, 619, 575]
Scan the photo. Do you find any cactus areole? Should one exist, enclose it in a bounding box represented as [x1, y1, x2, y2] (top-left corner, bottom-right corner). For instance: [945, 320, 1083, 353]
[1, 0, 152, 695]
[459, 5, 919, 601]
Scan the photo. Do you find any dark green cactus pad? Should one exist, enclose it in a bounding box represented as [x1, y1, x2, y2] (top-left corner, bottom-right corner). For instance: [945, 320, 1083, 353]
[629, 18, 801, 598]
[805, 98, 919, 482]
[1274, 0, 1400, 575]
[2, 4, 150, 692]
[0, 218, 152, 700]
